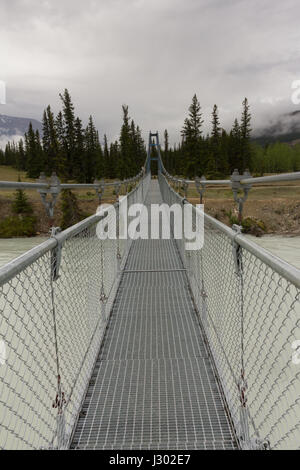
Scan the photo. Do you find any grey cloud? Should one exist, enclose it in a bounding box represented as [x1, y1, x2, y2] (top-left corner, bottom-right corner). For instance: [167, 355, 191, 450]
[0, 0, 300, 144]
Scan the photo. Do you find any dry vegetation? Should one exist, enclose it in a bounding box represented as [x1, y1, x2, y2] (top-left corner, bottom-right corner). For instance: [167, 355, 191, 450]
[1, 166, 300, 236]
[0, 166, 121, 236]
[186, 181, 300, 236]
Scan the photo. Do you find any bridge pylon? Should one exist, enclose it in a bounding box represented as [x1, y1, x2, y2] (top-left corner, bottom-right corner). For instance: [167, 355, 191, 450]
[146, 131, 162, 174]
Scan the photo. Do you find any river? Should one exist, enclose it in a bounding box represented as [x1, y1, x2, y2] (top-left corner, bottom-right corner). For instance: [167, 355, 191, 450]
[0, 234, 299, 269]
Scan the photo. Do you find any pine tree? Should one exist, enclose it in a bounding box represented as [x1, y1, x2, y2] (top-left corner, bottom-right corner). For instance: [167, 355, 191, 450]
[109, 141, 119, 179]
[181, 94, 203, 177]
[73, 117, 85, 182]
[240, 98, 252, 171]
[59, 89, 76, 178]
[119, 105, 132, 179]
[84, 115, 102, 182]
[26, 123, 44, 178]
[12, 180, 33, 215]
[54, 111, 68, 179]
[18, 139, 26, 171]
[163, 129, 169, 170]
[103, 134, 110, 178]
[228, 118, 241, 172]
[207, 104, 221, 175]
[42, 105, 60, 175]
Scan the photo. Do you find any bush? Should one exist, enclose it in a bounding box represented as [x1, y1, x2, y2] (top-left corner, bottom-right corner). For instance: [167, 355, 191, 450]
[0, 215, 37, 238]
[12, 189, 33, 215]
[241, 217, 266, 235]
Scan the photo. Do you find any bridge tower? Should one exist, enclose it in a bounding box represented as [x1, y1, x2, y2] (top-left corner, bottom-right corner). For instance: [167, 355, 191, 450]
[146, 131, 162, 174]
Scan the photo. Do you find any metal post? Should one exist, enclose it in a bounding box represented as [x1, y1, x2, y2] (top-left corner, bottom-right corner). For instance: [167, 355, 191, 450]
[195, 176, 207, 204]
[231, 169, 252, 224]
[37, 172, 61, 218]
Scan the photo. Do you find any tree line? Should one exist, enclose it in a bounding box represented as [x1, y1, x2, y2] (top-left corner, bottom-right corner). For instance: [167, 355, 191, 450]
[0, 89, 147, 182]
[1, 92, 300, 181]
[161, 94, 300, 177]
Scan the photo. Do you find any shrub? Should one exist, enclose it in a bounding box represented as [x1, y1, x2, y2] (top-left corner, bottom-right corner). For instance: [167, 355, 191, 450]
[12, 189, 33, 215]
[0, 215, 37, 238]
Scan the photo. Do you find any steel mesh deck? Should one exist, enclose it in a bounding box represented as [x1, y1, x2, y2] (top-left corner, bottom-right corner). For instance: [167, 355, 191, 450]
[71, 181, 237, 450]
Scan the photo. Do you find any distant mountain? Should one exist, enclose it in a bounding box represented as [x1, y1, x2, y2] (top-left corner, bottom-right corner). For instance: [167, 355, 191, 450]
[253, 110, 300, 146]
[0, 114, 42, 138]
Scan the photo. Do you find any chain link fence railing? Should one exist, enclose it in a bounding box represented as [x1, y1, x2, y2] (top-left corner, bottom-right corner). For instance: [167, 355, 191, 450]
[0, 172, 150, 449]
[159, 172, 300, 450]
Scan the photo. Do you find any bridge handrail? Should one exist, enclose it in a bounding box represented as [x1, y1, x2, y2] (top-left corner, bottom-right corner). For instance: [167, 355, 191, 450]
[0, 171, 151, 449]
[0, 174, 146, 287]
[161, 171, 300, 186]
[159, 171, 300, 450]
[163, 171, 300, 288]
[0, 172, 144, 190]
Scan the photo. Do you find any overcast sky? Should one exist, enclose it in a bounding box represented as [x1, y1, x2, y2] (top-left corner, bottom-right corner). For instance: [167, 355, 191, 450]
[1, 0, 300, 144]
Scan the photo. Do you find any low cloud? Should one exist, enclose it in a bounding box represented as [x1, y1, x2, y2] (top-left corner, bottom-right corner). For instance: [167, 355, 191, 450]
[1, 0, 300, 144]
[0, 134, 23, 149]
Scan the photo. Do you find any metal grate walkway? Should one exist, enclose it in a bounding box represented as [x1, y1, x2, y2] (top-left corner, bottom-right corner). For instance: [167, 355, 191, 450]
[71, 181, 237, 450]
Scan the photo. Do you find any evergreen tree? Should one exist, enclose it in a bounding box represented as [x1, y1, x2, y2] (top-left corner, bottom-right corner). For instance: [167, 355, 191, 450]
[228, 118, 241, 172]
[12, 180, 33, 215]
[240, 98, 252, 171]
[59, 89, 76, 178]
[119, 105, 132, 179]
[163, 129, 169, 170]
[73, 117, 85, 182]
[109, 141, 119, 179]
[26, 123, 44, 178]
[84, 115, 103, 182]
[207, 104, 221, 175]
[42, 105, 60, 175]
[181, 94, 203, 177]
[103, 134, 111, 178]
[18, 139, 26, 171]
[55, 111, 68, 178]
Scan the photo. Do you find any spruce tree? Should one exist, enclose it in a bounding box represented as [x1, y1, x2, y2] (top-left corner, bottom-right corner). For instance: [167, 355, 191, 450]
[103, 134, 110, 178]
[181, 94, 203, 177]
[59, 89, 76, 178]
[26, 123, 44, 178]
[240, 98, 252, 171]
[207, 104, 221, 175]
[84, 115, 102, 182]
[228, 118, 241, 172]
[73, 117, 85, 182]
[164, 129, 169, 170]
[119, 105, 132, 179]
[55, 111, 68, 179]
[43, 105, 60, 175]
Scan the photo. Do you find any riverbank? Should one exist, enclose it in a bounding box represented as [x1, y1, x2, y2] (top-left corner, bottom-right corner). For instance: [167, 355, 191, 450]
[189, 197, 300, 236]
[1, 191, 300, 237]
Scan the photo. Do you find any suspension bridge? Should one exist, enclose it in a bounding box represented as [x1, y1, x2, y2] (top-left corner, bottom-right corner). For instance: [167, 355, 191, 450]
[0, 132, 300, 450]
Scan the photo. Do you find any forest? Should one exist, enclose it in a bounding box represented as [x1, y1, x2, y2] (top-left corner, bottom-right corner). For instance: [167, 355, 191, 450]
[1, 90, 300, 181]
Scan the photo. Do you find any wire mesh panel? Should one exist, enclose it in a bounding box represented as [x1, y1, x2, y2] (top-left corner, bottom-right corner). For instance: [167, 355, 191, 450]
[0, 172, 150, 449]
[159, 172, 300, 450]
[0, 251, 57, 449]
[242, 250, 300, 449]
